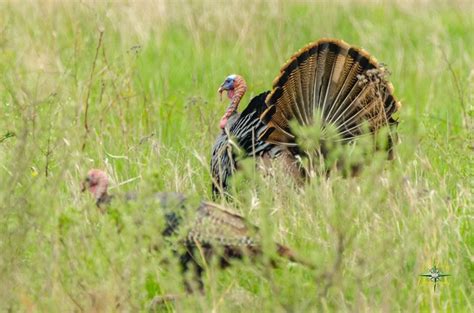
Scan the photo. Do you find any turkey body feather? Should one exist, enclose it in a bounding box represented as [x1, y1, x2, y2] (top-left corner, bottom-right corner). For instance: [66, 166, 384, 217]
[86, 186, 309, 292]
[211, 91, 282, 196]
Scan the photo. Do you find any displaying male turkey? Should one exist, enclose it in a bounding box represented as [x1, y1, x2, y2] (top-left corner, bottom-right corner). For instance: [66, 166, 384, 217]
[211, 38, 400, 197]
[81, 169, 312, 293]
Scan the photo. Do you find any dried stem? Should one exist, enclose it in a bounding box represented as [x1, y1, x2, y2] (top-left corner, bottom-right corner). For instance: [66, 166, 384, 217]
[82, 29, 104, 151]
[318, 231, 346, 300]
[439, 46, 469, 129]
[44, 132, 52, 177]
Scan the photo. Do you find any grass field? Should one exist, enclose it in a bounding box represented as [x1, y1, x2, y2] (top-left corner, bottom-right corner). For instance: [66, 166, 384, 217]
[0, 0, 472, 312]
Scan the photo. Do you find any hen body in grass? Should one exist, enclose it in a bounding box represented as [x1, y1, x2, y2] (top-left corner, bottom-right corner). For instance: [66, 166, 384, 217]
[82, 169, 312, 293]
[211, 38, 401, 198]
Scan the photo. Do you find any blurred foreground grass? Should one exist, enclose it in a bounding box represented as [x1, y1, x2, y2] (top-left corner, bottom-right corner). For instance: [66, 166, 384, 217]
[0, 0, 472, 311]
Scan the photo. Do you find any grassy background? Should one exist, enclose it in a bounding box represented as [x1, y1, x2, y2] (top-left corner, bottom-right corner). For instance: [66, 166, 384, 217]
[0, 0, 472, 311]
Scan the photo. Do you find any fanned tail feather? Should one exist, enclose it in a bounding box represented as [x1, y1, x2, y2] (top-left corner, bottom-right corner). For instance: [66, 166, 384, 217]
[259, 38, 401, 148]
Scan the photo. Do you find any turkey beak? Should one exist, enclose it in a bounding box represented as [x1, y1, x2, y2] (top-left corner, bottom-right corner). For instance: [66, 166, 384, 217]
[81, 177, 90, 192]
[218, 86, 224, 101]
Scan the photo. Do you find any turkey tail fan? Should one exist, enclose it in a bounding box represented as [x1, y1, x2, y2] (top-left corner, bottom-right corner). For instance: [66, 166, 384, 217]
[259, 38, 401, 149]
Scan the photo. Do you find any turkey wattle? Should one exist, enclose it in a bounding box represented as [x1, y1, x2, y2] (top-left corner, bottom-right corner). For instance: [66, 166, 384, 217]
[211, 38, 401, 197]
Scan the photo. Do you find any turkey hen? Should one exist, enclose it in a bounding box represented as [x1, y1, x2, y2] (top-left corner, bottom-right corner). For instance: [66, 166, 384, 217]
[81, 169, 312, 293]
[211, 38, 401, 197]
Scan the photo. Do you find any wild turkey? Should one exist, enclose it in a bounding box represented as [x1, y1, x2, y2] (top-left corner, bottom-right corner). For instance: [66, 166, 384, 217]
[211, 38, 401, 197]
[81, 169, 312, 293]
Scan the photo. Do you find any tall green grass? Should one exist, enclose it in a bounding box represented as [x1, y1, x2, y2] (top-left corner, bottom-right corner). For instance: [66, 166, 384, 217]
[0, 0, 472, 311]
